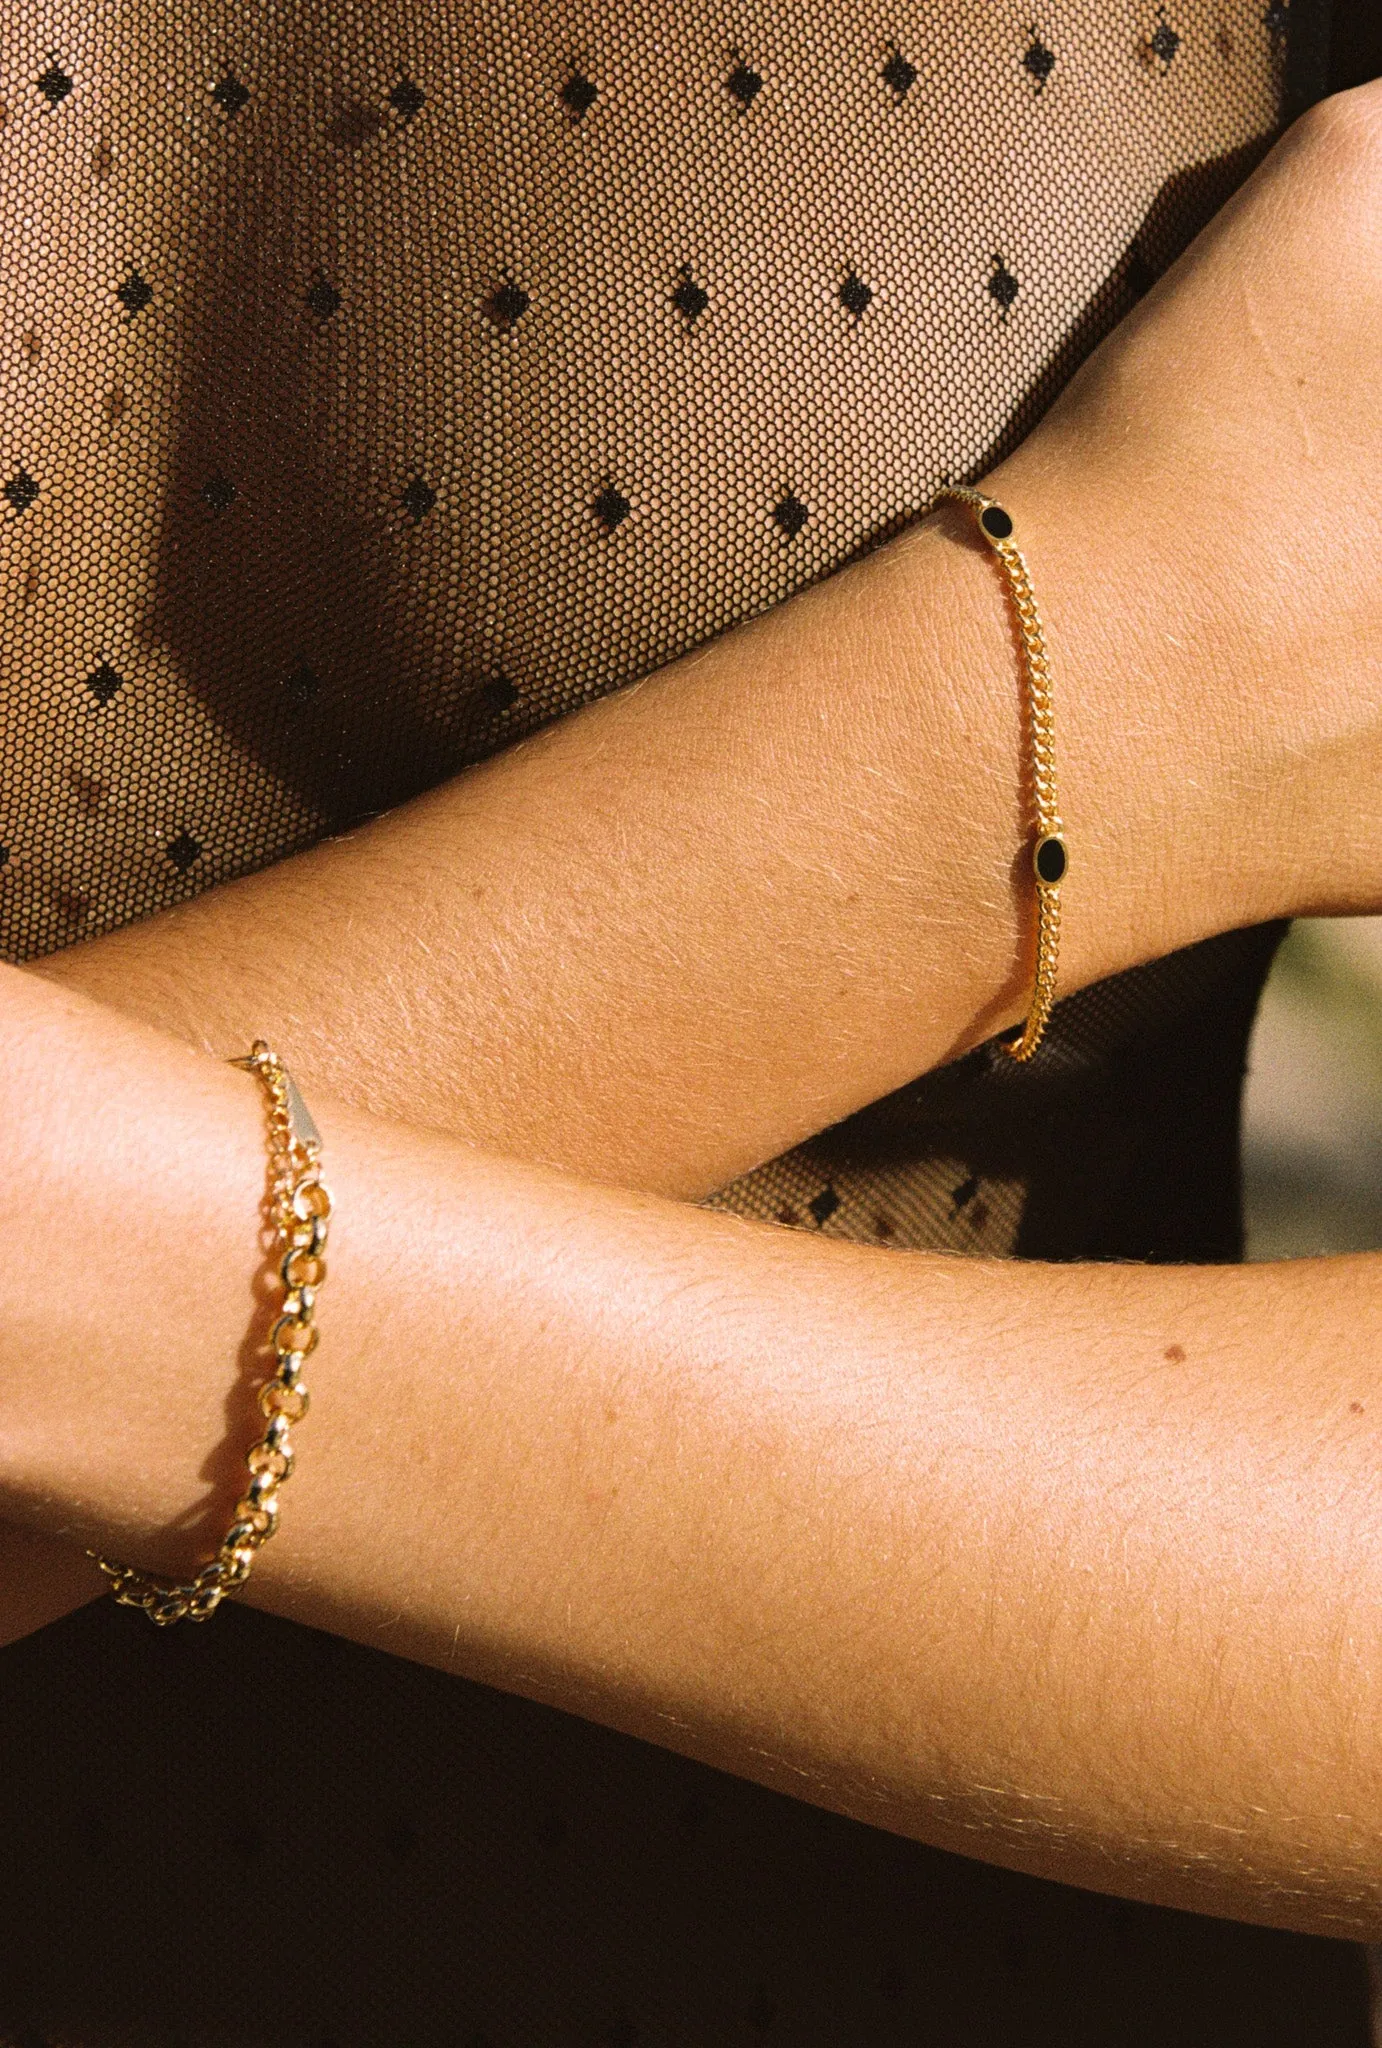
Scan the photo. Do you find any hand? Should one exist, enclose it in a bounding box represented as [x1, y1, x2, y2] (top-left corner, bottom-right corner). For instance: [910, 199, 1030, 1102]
[988, 80, 1382, 943]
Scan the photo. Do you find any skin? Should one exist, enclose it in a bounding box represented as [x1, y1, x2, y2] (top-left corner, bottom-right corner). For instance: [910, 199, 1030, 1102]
[2, 965, 1380, 1943]
[2, 80, 1381, 1934]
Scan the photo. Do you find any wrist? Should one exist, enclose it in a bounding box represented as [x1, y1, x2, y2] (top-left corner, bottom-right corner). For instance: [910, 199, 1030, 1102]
[977, 447, 1287, 975]
[0, 966, 267, 1567]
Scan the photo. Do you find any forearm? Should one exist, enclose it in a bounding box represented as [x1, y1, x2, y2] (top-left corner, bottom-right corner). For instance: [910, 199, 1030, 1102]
[29, 97, 1382, 1208]
[35, 452, 1270, 1202]
[4, 969, 1377, 1936]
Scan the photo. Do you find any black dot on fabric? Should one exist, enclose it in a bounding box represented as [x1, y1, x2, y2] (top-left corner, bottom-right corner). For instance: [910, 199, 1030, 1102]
[211, 73, 249, 116]
[773, 493, 809, 538]
[1023, 34, 1056, 86]
[593, 486, 630, 530]
[285, 662, 320, 705]
[727, 63, 762, 107]
[389, 75, 426, 119]
[1150, 17, 1181, 62]
[673, 272, 709, 322]
[839, 269, 872, 317]
[479, 676, 518, 713]
[402, 476, 436, 523]
[809, 1184, 840, 1226]
[201, 470, 236, 511]
[326, 102, 383, 149]
[0, 847, 9, 868]
[37, 58, 73, 105]
[306, 275, 342, 321]
[988, 256, 1019, 313]
[166, 831, 203, 873]
[882, 50, 917, 96]
[86, 662, 125, 705]
[3, 470, 40, 513]
[561, 71, 598, 115]
[951, 1174, 980, 1213]
[484, 280, 530, 329]
[116, 269, 153, 318]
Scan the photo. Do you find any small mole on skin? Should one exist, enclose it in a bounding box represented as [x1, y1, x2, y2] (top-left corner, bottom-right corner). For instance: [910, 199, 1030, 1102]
[471, 883, 485, 901]
[1350, 1401, 1365, 1415]
[1164, 1344, 1186, 1364]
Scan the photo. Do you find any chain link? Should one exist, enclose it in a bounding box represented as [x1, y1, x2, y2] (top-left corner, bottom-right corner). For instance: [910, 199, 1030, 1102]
[88, 1041, 330, 1624]
[934, 486, 1066, 1062]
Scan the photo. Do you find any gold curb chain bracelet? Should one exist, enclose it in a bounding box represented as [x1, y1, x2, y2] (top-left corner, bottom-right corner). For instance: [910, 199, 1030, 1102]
[934, 486, 1067, 1062]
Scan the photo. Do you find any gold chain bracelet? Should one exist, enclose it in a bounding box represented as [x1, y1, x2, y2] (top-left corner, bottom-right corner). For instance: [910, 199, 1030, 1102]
[934, 486, 1067, 1062]
[88, 1042, 330, 1626]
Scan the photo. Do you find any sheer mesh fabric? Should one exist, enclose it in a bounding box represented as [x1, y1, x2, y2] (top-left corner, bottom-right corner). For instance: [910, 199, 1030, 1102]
[0, 0, 1299, 1257]
[0, 3, 1369, 2044]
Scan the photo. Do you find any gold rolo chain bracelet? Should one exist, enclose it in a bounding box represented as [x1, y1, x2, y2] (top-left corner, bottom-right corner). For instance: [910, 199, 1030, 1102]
[934, 486, 1067, 1062]
[89, 1042, 330, 1626]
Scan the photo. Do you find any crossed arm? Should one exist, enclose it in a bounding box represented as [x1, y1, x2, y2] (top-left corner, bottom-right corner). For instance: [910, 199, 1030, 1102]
[3, 90, 1382, 1936]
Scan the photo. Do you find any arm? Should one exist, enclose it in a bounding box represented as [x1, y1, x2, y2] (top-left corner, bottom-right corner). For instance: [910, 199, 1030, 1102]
[35, 89, 1382, 1200]
[2, 963, 1379, 1939]
[12, 86, 1382, 1641]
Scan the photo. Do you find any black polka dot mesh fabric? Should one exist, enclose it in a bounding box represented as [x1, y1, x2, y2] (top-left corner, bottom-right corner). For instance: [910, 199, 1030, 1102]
[0, 0, 1297, 963]
[0, 0, 1318, 1260]
[1, 2, 1370, 2043]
